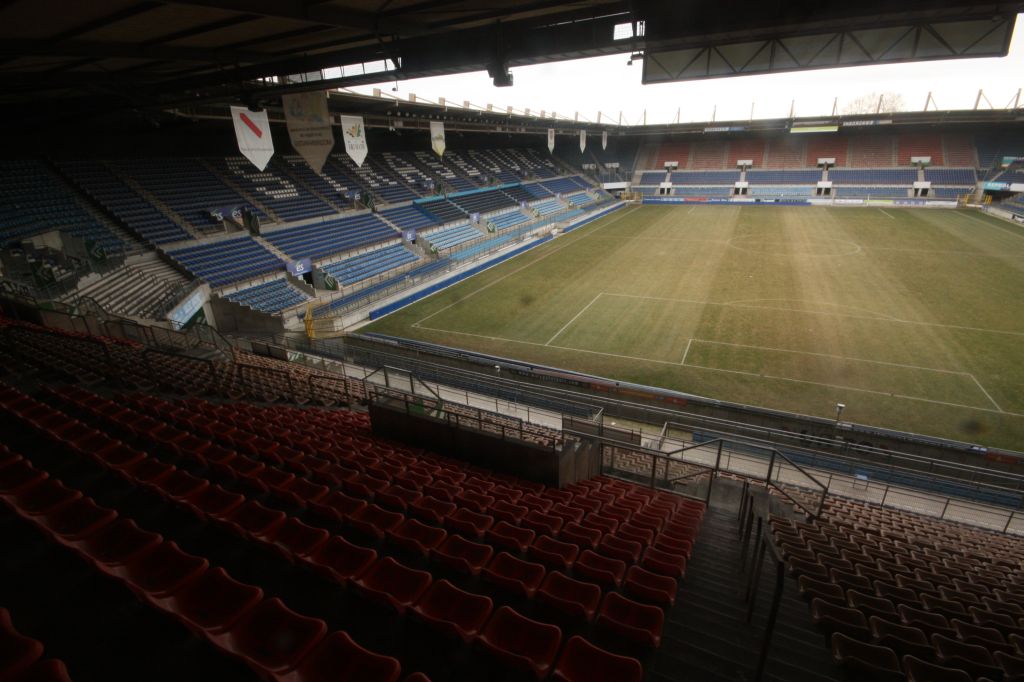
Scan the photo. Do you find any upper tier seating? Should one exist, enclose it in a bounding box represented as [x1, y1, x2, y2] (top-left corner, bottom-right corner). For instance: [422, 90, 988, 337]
[829, 169, 917, 184]
[523, 183, 554, 199]
[281, 155, 353, 207]
[0, 160, 123, 251]
[263, 213, 397, 261]
[898, 134, 944, 165]
[224, 278, 311, 313]
[848, 137, 896, 167]
[319, 244, 419, 286]
[213, 157, 336, 223]
[57, 160, 191, 245]
[806, 136, 849, 168]
[540, 177, 590, 195]
[727, 139, 765, 168]
[328, 154, 418, 205]
[764, 139, 807, 169]
[417, 199, 467, 224]
[110, 158, 268, 231]
[449, 189, 517, 215]
[500, 185, 535, 204]
[671, 186, 733, 197]
[670, 170, 740, 185]
[379, 205, 439, 232]
[381, 152, 440, 195]
[411, 151, 475, 192]
[639, 172, 666, 184]
[531, 198, 565, 216]
[747, 170, 822, 184]
[924, 168, 977, 185]
[834, 186, 908, 197]
[167, 236, 282, 288]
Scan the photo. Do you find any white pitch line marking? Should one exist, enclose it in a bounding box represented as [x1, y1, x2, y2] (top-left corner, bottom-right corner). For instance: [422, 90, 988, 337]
[680, 338, 693, 366]
[412, 206, 641, 328]
[415, 323, 1023, 417]
[601, 292, 1024, 339]
[957, 210, 1024, 241]
[969, 374, 1004, 413]
[546, 293, 603, 346]
[878, 208, 897, 220]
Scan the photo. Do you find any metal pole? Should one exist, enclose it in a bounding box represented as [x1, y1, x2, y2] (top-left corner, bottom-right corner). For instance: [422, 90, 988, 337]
[752, 559, 786, 682]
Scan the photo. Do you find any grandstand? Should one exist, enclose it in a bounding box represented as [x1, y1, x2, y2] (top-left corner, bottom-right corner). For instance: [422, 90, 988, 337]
[4, 1, 1024, 682]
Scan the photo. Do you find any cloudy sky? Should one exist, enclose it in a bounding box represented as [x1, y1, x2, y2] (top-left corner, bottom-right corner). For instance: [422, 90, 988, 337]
[345, 14, 1024, 126]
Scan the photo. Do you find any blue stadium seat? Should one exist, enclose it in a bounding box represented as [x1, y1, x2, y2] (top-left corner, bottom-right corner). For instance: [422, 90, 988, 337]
[263, 213, 397, 261]
[224, 278, 311, 313]
[320, 245, 420, 285]
[167, 236, 282, 287]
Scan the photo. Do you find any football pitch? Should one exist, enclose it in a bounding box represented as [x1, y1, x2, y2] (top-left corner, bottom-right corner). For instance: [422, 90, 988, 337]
[364, 204, 1024, 450]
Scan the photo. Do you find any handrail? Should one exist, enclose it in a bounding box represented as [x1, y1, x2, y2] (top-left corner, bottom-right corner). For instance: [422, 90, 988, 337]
[765, 448, 829, 519]
[741, 488, 787, 682]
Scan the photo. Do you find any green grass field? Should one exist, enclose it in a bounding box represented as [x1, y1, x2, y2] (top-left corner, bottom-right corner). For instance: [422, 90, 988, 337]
[364, 205, 1024, 450]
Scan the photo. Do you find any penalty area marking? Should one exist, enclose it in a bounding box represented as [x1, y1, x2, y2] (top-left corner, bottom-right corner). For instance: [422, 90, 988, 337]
[878, 208, 896, 220]
[414, 323, 1019, 417]
[545, 293, 603, 346]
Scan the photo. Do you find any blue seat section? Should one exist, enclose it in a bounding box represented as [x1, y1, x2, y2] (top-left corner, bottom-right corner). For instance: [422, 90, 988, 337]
[490, 211, 530, 230]
[111, 157, 268, 230]
[975, 134, 1024, 170]
[449, 189, 517, 215]
[531, 198, 565, 216]
[263, 213, 396, 261]
[212, 157, 336, 223]
[425, 223, 481, 249]
[565, 192, 593, 206]
[1003, 196, 1024, 216]
[224, 278, 311, 313]
[923, 168, 977, 184]
[450, 233, 520, 261]
[314, 258, 450, 315]
[931, 187, 971, 199]
[747, 170, 822, 184]
[500, 185, 534, 204]
[168, 236, 282, 287]
[320, 244, 419, 285]
[637, 187, 659, 196]
[540, 176, 589, 194]
[0, 160, 123, 251]
[639, 172, 666, 184]
[379, 205, 438, 231]
[829, 169, 917, 184]
[327, 154, 419, 204]
[58, 160, 190, 245]
[998, 169, 1024, 184]
[522, 183, 553, 199]
[672, 186, 733, 196]
[835, 186, 908, 197]
[749, 186, 813, 197]
[282, 155, 356, 204]
[670, 170, 740, 184]
[418, 198, 467, 223]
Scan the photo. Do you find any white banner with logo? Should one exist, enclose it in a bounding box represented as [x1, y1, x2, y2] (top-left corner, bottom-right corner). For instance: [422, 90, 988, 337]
[579, 130, 586, 153]
[283, 91, 333, 173]
[230, 106, 274, 171]
[339, 115, 368, 167]
[547, 128, 555, 153]
[602, 130, 608, 150]
[430, 121, 446, 157]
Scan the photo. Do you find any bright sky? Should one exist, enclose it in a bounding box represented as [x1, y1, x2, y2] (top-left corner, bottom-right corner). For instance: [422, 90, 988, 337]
[346, 14, 1024, 126]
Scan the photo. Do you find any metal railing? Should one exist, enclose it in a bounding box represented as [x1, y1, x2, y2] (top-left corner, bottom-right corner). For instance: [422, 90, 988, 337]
[739, 488, 787, 682]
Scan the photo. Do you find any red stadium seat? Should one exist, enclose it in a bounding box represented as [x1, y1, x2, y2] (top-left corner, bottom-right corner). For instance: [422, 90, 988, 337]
[482, 552, 546, 599]
[559, 522, 602, 550]
[0, 460, 47, 495]
[310, 490, 367, 524]
[14, 658, 73, 682]
[112, 540, 208, 599]
[478, 606, 562, 680]
[580, 514, 618, 535]
[73, 518, 162, 569]
[489, 500, 529, 525]
[552, 636, 643, 682]
[536, 571, 602, 624]
[410, 579, 493, 643]
[387, 518, 448, 558]
[305, 535, 378, 584]
[409, 496, 457, 526]
[185, 485, 245, 519]
[211, 597, 327, 675]
[445, 508, 494, 539]
[521, 510, 562, 537]
[276, 631, 401, 682]
[352, 557, 433, 614]
[155, 566, 263, 635]
[623, 565, 678, 607]
[348, 504, 404, 541]
[217, 500, 286, 539]
[615, 523, 654, 547]
[0, 608, 43, 680]
[596, 592, 664, 650]
[574, 550, 626, 589]
[641, 546, 687, 578]
[376, 485, 423, 512]
[258, 517, 329, 562]
[7, 478, 82, 516]
[40, 496, 117, 541]
[597, 535, 642, 564]
[527, 534, 579, 572]
[432, 534, 495, 576]
[485, 521, 536, 554]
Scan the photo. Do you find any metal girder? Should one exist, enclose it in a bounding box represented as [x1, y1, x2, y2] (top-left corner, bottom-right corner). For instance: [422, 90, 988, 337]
[156, 0, 428, 35]
[643, 15, 1017, 83]
[0, 38, 269, 65]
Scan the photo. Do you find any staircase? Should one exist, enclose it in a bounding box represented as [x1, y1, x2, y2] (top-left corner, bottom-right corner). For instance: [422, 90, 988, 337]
[648, 484, 843, 682]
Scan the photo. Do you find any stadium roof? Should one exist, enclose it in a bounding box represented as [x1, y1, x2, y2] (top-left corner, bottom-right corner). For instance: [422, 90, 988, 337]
[2, 1, 1022, 118]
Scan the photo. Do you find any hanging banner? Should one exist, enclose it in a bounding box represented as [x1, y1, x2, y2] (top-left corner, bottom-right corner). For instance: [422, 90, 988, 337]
[602, 130, 608, 150]
[579, 130, 586, 153]
[430, 121, 446, 157]
[230, 106, 274, 171]
[339, 115, 368, 167]
[547, 128, 555, 153]
[282, 91, 333, 173]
